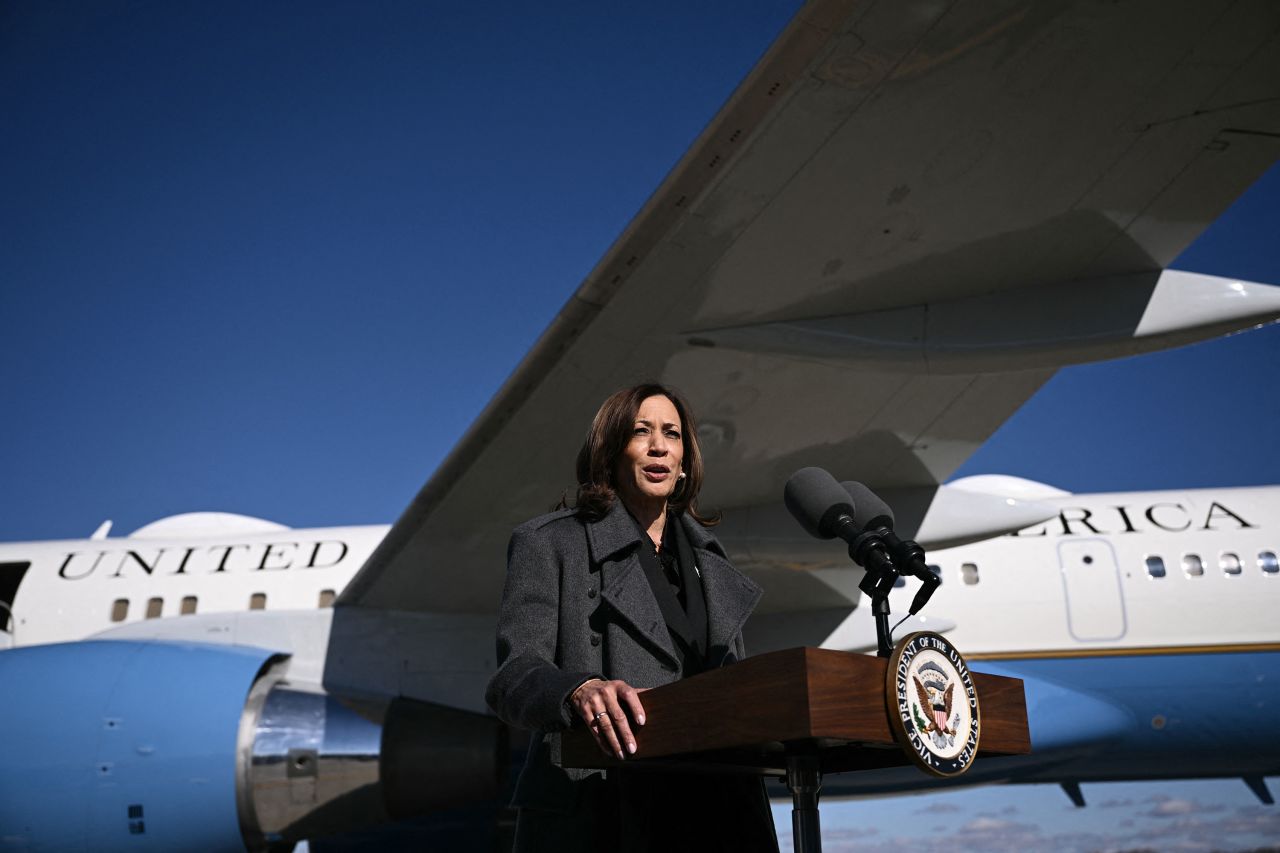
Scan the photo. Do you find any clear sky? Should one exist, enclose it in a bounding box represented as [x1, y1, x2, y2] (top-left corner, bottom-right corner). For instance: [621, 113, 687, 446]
[2, 3, 1278, 849]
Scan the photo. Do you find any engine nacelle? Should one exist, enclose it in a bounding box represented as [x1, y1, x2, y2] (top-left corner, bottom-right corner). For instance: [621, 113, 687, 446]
[0, 640, 504, 851]
[238, 675, 505, 847]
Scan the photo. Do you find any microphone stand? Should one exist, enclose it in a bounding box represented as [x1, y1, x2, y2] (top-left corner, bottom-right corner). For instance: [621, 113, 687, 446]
[848, 528, 939, 658]
[849, 530, 899, 658]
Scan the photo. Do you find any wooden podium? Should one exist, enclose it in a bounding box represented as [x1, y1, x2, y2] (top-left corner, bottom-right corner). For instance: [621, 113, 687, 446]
[561, 647, 1030, 853]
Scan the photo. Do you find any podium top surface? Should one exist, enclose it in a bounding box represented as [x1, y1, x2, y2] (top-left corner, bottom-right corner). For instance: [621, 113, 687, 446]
[561, 647, 1030, 775]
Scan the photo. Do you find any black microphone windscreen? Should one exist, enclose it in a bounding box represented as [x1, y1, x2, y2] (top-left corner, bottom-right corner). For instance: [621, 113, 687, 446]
[785, 467, 854, 539]
[841, 480, 895, 530]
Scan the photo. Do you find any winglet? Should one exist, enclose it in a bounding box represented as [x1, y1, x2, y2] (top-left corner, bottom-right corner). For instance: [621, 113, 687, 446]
[90, 521, 112, 540]
[1134, 271, 1280, 339]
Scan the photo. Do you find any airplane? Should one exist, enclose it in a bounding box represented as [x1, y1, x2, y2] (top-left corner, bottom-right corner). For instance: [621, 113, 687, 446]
[3, 0, 1280, 850]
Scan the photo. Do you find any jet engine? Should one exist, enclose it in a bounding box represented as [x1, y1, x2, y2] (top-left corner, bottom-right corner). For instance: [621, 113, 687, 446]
[0, 640, 503, 851]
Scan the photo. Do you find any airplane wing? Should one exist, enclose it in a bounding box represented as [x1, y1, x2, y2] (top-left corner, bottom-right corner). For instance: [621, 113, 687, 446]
[338, 0, 1280, 617]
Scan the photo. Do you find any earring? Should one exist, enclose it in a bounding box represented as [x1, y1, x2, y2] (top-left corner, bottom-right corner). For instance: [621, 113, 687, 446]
[672, 471, 687, 501]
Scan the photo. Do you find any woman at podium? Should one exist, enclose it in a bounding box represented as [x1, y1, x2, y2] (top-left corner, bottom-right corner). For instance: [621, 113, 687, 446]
[486, 383, 779, 852]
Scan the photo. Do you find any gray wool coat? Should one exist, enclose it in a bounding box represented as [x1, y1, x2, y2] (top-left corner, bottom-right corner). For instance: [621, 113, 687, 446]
[484, 499, 764, 815]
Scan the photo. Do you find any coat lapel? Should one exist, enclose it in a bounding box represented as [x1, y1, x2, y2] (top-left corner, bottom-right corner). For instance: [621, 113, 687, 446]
[588, 503, 680, 668]
[670, 517, 707, 658]
[680, 515, 762, 665]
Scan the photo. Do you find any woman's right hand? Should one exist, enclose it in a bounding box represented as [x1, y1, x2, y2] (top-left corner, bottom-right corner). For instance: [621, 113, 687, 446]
[569, 678, 647, 760]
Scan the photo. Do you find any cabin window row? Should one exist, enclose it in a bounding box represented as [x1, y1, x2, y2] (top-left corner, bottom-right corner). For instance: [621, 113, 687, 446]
[901, 552, 1276, 588]
[891, 563, 978, 586]
[891, 564, 966, 586]
[1144, 551, 1278, 579]
[108, 589, 337, 622]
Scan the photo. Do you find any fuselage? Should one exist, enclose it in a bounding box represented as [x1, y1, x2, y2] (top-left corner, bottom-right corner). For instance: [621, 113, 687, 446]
[905, 484, 1277, 655]
[2, 485, 1275, 655]
[0, 522, 384, 648]
[1, 485, 1276, 793]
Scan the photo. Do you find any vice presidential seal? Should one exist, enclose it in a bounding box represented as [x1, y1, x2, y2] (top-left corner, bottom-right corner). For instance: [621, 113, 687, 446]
[885, 631, 980, 777]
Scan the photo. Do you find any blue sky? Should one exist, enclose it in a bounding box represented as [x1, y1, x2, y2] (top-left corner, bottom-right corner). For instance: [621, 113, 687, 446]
[773, 777, 1280, 852]
[2, 3, 1278, 848]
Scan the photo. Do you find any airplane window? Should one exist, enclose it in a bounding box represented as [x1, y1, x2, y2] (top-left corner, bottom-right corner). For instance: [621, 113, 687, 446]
[1220, 552, 1242, 576]
[1181, 554, 1204, 577]
[927, 564, 943, 584]
[1145, 556, 1166, 578]
[111, 599, 129, 622]
[318, 589, 336, 608]
[249, 593, 267, 610]
[145, 597, 162, 619]
[1260, 551, 1279, 575]
[961, 563, 979, 585]
[180, 596, 197, 615]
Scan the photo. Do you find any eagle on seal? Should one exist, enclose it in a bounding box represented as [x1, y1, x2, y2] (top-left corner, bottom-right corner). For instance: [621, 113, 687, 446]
[913, 670, 956, 737]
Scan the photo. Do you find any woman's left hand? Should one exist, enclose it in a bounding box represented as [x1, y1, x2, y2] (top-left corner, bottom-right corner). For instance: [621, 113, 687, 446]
[569, 678, 647, 760]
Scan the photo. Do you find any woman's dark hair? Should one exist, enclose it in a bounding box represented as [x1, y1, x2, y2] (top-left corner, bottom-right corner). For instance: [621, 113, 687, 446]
[569, 383, 717, 525]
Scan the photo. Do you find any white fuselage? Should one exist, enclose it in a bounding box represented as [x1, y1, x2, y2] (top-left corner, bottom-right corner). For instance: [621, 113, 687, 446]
[1, 525, 384, 648]
[1, 485, 1275, 657]
[889, 485, 1278, 658]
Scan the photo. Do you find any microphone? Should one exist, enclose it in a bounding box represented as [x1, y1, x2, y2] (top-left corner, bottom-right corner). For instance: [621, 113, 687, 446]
[841, 480, 940, 615]
[841, 480, 893, 533]
[784, 467, 897, 590]
[784, 467, 931, 658]
[783, 467, 858, 544]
